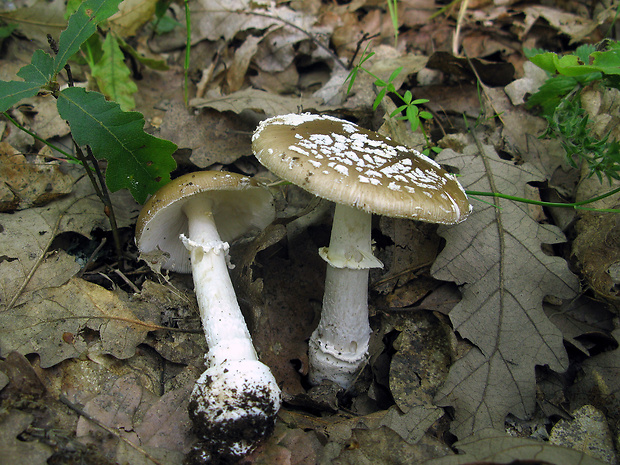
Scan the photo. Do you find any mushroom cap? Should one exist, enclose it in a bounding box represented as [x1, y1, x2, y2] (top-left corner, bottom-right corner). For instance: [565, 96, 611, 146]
[135, 171, 274, 273]
[252, 113, 471, 224]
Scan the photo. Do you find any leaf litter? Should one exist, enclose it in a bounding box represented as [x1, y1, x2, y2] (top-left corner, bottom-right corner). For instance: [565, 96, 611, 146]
[0, 0, 619, 463]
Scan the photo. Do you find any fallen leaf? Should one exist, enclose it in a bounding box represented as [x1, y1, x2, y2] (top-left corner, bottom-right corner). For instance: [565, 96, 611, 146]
[0, 175, 140, 308]
[0, 141, 74, 212]
[159, 101, 256, 168]
[431, 144, 579, 439]
[0, 277, 157, 368]
[424, 428, 610, 465]
[190, 87, 327, 116]
[0, 410, 53, 465]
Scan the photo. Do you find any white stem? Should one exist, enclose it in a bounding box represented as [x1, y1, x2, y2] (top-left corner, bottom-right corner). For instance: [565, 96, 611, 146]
[183, 196, 281, 460]
[182, 197, 257, 364]
[309, 204, 382, 388]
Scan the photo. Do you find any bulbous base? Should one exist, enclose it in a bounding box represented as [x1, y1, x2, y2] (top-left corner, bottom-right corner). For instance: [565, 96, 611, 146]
[187, 359, 281, 463]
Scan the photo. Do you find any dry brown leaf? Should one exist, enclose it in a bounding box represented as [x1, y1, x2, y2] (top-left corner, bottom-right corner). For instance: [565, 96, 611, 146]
[0, 176, 140, 308]
[0, 410, 54, 465]
[191, 88, 327, 116]
[425, 428, 610, 465]
[0, 141, 73, 212]
[159, 101, 255, 168]
[0, 278, 157, 368]
[431, 145, 579, 439]
[109, 0, 159, 37]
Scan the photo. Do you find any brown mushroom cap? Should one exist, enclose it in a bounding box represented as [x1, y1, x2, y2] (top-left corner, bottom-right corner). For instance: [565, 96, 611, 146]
[252, 113, 471, 224]
[136, 171, 274, 273]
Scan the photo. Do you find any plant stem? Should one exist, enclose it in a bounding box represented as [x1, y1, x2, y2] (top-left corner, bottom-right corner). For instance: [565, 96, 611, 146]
[2, 111, 81, 163]
[184, 0, 191, 106]
[466, 187, 620, 213]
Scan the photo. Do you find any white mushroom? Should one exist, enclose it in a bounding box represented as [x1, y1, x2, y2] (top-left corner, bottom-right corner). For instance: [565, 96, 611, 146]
[252, 113, 471, 389]
[135, 171, 281, 461]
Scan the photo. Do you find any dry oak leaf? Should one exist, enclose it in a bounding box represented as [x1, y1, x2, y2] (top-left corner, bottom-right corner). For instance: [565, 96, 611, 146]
[0, 175, 140, 308]
[191, 88, 327, 117]
[0, 277, 156, 368]
[190, 0, 316, 43]
[424, 428, 609, 465]
[430, 144, 579, 439]
[0, 410, 54, 465]
[0, 141, 73, 212]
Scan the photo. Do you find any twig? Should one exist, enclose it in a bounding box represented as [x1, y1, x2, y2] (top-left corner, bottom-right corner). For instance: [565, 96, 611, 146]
[59, 395, 166, 465]
[114, 268, 141, 293]
[5, 212, 63, 310]
[347, 32, 380, 70]
[85, 145, 123, 268]
[76, 238, 107, 278]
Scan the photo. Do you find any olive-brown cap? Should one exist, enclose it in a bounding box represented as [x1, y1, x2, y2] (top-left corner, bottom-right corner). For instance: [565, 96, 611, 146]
[252, 113, 471, 224]
[136, 171, 274, 273]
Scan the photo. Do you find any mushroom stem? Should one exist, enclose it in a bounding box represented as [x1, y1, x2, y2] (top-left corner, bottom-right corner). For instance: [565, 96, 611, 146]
[182, 197, 281, 461]
[182, 197, 257, 363]
[309, 204, 382, 388]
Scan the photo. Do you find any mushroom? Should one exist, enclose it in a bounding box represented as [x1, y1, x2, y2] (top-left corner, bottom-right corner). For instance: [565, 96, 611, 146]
[135, 171, 281, 461]
[252, 113, 471, 388]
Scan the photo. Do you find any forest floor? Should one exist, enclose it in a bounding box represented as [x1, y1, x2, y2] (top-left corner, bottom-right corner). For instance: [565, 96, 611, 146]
[0, 0, 619, 464]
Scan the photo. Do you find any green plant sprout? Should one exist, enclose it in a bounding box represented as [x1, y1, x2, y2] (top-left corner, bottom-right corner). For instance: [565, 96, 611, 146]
[386, 0, 399, 47]
[0, 0, 177, 204]
[345, 44, 437, 155]
[526, 40, 620, 183]
[344, 39, 619, 213]
[0, 0, 177, 262]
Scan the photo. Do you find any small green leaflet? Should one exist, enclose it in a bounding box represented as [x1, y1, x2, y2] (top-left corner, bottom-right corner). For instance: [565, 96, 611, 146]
[91, 34, 138, 111]
[54, 0, 123, 74]
[57, 87, 177, 203]
[0, 49, 54, 112]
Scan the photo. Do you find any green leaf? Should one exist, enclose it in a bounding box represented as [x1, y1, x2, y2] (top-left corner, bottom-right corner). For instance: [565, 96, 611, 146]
[387, 66, 403, 84]
[575, 43, 596, 64]
[529, 52, 557, 74]
[526, 75, 578, 117]
[373, 87, 388, 110]
[117, 37, 169, 71]
[0, 49, 54, 112]
[91, 34, 138, 111]
[0, 81, 42, 112]
[0, 22, 18, 39]
[591, 50, 620, 75]
[57, 87, 177, 203]
[54, 0, 123, 74]
[403, 90, 412, 104]
[17, 49, 54, 85]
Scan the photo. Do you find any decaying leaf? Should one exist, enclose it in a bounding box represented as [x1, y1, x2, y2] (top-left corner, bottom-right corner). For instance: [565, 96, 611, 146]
[0, 277, 157, 367]
[158, 102, 256, 168]
[0, 141, 73, 212]
[425, 428, 609, 465]
[431, 144, 580, 439]
[0, 176, 139, 308]
[108, 0, 158, 37]
[191, 88, 327, 116]
[0, 410, 54, 465]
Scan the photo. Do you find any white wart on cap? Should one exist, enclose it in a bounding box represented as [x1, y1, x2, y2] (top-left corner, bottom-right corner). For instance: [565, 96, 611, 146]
[252, 113, 471, 224]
